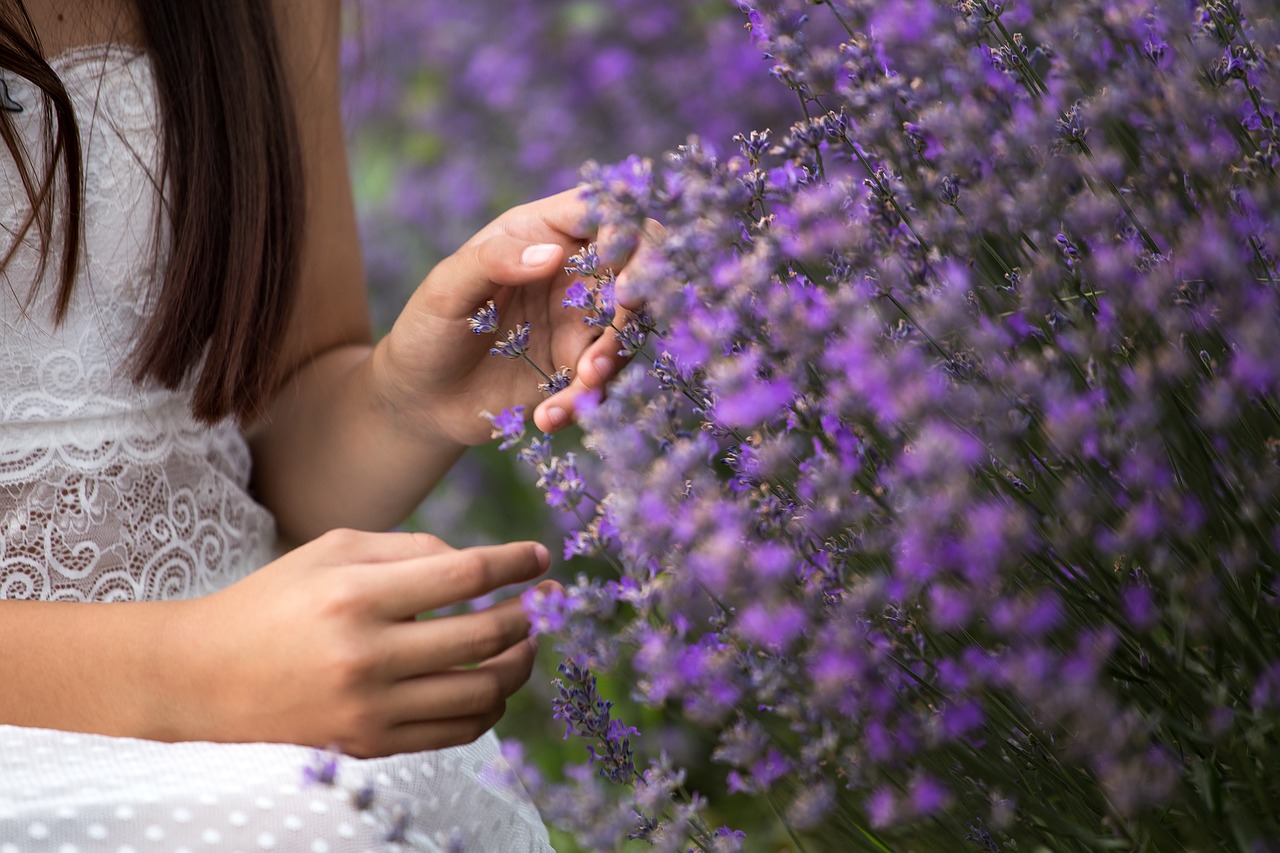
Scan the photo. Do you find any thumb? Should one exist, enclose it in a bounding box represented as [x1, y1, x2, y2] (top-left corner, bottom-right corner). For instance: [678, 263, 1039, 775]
[422, 234, 567, 318]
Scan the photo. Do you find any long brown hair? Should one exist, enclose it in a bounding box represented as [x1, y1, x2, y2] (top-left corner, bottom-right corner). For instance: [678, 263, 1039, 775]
[0, 0, 304, 424]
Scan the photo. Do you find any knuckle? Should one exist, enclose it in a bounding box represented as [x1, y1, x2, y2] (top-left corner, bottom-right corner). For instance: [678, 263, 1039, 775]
[341, 731, 380, 759]
[439, 730, 470, 750]
[481, 704, 506, 734]
[324, 639, 377, 688]
[318, 575, 368, 620]
[464, 620, 507, 661]
[318, 527, 362, 555]
[472, 671, 506, 710]
[516, 649, 537, 683]
[451, 552, 492, 592]
[410, 531, 444, 553]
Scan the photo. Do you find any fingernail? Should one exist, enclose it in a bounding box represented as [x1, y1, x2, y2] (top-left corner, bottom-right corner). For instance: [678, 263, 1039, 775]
[593, 356, 615, 383]
[533, 543, 550, 571]
[521, 243, 559, 267]
[545, 405, 568, 430]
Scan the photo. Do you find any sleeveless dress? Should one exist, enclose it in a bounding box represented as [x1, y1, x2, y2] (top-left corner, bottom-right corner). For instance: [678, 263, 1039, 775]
[0, 45, 551, 852]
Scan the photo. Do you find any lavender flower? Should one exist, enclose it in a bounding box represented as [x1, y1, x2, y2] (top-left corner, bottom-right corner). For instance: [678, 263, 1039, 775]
[446, 0, 1280, 848]
[538, 367, 573, 396]
[488, 323, 532, 359]
[562, 243, 619, 330]
[552, 661, 638, 784]
[301, 746, 339, 787]
[481, 406, 525, 450]
[467, 299, 500, 335]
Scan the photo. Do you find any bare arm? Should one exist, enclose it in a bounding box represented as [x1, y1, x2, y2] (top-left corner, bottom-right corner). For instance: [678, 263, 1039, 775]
[0, 531, 551, 756]
[0, 599, 183, 738]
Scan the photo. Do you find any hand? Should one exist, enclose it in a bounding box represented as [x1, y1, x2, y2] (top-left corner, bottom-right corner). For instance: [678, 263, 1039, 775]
[166, 530, 553, 757]
[374, 188, 655, 445]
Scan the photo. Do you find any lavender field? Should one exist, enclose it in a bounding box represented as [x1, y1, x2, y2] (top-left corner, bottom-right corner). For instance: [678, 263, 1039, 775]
[345, 1, 1280, 850]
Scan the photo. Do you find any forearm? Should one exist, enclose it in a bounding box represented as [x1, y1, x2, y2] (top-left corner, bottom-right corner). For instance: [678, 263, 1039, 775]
[0, 599, 188, 739]
[248, 341, 468, 542]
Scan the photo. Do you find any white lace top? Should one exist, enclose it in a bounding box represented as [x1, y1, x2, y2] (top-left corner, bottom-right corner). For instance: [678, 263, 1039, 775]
[0, 45, 276, 602]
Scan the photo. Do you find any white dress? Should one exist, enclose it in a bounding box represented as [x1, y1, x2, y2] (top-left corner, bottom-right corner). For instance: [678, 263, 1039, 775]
[0, 45, 551, 853]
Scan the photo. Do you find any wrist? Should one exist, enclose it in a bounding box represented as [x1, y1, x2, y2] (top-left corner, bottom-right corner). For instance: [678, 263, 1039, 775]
[370, 333, 474, 450]
[135, 599, 211, 742]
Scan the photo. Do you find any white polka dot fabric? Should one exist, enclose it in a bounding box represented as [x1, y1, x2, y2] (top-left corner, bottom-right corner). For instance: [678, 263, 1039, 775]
[0, 727, 551, 851]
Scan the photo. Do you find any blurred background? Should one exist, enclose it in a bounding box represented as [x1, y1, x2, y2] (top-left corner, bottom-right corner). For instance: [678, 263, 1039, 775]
[341, 2, 798, 847]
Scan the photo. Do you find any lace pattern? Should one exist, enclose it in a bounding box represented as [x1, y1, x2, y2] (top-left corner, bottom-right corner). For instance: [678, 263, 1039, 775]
[0, 45, 275, 602]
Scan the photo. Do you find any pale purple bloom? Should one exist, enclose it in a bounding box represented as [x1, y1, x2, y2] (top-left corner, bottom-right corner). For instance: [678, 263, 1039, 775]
[489, 323, 532, 359]
[467, 299, 500, 335]
[538, 367, 573, 396]
[481, 406, 525, 450]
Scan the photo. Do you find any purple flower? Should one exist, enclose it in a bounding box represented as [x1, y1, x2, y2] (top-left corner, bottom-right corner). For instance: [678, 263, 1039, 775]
[552, 661, 638, 784]
[538, 366, 573, 395]
[908, 773, 950, 817]
[562, 280, 594, 311]
[538, 452, 585, 510]
[489, 322, 532, 359]
[866, 787, 896, 829]
[301, 746, 339, 787]
[468, 299, 500, 334]
[481, 406, 525, 450]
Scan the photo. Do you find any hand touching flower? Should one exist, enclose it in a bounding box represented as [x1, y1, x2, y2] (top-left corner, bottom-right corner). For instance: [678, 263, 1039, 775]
[374, 188, 654, 446]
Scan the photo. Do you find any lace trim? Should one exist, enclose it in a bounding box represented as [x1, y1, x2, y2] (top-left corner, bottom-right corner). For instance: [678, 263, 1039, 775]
[0, 42, 276, 603]
[45, 41, 147, 74]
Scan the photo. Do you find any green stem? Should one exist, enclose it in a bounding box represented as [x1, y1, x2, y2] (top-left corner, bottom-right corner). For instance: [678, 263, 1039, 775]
[1074, 139, 1162, 256]
[978, 1, 1048, 97]
[518, 351, 554, 384]
[765, 789, 812, 853]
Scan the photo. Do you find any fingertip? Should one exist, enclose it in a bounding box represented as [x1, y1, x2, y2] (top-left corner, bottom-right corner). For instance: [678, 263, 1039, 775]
[533, 542, 551, 572]
[535, 403, 570, 433]
[587, 355, 617, 387]
[543, 579, 564, 595]
[613, 272, 644, 311]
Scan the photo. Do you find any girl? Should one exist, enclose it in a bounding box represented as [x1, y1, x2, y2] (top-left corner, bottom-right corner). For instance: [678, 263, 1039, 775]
[0, 0, 633, 848]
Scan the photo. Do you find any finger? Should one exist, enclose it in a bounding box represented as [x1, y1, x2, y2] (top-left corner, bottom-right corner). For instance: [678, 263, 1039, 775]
[423, 234, 567, 318]
[502, 186, 594, 244]
[532, 321, 633, 432]
[597, 221, 640, 269]
[367, 541, 551, 619]
[575, 306, 637, 389]
[368, 708, 506, 756]
[310, 529, 454, 565]
[424, 189, 594, 316]
[383, 636, 537, 722]
[533, 381, 590, 433]
[613, 218, 665, 310]
[380, 596, 533, 676]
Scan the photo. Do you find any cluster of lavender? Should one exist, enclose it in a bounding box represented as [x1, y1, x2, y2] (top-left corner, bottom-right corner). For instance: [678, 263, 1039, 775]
[480, 0, 1280, 849]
